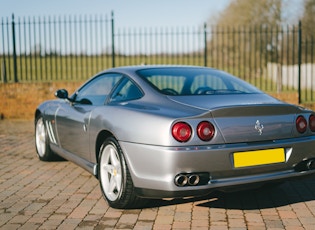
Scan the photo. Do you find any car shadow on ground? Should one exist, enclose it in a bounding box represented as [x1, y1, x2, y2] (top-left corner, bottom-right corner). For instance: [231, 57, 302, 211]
[146, 176, 315, 210]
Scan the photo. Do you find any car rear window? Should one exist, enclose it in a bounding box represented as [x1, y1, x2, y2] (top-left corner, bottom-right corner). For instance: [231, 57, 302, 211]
[137, 67, 261, 96]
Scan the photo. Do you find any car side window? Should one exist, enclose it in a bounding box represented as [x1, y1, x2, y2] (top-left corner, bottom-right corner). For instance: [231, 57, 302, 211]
[75, 73, 122, 106]
[110, 78, 143, 103]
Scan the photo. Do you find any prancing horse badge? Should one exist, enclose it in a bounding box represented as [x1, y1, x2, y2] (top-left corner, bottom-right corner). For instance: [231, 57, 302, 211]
[255, 120, 264, 135]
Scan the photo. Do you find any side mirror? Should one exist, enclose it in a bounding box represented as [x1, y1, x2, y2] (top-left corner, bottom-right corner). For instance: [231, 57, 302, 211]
[55, 89, 69, 99]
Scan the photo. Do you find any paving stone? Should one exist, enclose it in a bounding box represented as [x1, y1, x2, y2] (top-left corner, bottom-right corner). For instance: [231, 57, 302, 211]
[1, 120, 315, 229]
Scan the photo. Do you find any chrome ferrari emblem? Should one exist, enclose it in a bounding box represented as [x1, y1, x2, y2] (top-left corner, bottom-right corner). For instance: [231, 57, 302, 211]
[255, 120, 264, 135]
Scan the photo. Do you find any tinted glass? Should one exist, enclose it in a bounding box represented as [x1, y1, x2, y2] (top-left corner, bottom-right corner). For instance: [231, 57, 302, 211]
[74, 73, 122, 105]
[137, 67, 261, 96]
[110, 78, 143, 102]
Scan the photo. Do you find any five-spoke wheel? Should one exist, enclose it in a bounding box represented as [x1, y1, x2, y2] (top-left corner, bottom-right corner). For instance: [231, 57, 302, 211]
[35, 116, 55, 161]
[98, 137, 140, 209]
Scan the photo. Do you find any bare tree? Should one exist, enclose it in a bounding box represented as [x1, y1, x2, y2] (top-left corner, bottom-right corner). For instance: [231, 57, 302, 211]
[206, 0, 285, 78]
[301, 0, 315, 38]
[213, 0, 282, 27]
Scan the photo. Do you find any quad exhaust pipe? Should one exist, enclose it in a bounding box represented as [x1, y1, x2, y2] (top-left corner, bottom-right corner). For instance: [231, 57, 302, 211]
[174, 174, 188, 186]
[307, 159, 315, 170]
[188, 174, 200, 186]
[176, 159, 315, 187]
[174, 173, 201, 187]
[294, 158, 315, 172]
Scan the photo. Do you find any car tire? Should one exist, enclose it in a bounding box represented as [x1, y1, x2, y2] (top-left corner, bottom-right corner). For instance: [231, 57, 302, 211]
[98, 137, 141, 209]
[35, 116, 57, 161]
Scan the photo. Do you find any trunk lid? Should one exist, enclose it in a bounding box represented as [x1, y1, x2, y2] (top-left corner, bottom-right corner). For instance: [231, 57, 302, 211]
[210, 104, 298, 143]
[169, 94, 299, 143]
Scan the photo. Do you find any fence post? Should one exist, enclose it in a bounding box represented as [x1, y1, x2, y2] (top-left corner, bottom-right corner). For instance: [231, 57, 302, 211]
[1, 59, 7, 83]
[204, 23, 207, 67]
[11, 14, 18, 82]
[111, 11, 115, 68]
[298, 20, 302, 104]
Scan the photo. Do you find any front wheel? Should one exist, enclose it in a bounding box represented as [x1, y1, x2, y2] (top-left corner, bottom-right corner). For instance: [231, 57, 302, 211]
[98, 137, 141, 209]
[35, 116, 57, 161]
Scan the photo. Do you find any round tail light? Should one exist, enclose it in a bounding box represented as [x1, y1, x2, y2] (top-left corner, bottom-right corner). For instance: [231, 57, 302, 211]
[309, 115, 315, 132]
[197, 121, 215, 141]
[296, 115, 307, 133]
[172, 122, 192, 142]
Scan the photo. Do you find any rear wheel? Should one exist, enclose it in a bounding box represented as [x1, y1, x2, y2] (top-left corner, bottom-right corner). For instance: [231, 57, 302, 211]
[98, 137, 140, 209]
[35, 116, 56, 161]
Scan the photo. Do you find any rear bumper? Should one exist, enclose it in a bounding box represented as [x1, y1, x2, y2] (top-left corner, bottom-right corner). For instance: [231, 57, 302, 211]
[120, 136, 315, 199]
[134, 169, 315, 198]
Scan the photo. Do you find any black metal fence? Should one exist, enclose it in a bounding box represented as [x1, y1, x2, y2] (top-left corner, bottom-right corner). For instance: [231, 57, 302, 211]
[1, 13, 314, 103]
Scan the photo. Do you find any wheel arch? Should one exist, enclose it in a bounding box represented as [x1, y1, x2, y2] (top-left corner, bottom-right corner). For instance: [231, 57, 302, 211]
[35, 109, 42, 121]
[95, 130, 114, 178]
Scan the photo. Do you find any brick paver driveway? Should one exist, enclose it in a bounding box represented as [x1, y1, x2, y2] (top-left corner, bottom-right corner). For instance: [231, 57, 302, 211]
[1, 120, 315, 230]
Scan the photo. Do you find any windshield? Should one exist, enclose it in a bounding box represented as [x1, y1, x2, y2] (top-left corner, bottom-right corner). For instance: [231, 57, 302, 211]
[137, 67, 262, 96]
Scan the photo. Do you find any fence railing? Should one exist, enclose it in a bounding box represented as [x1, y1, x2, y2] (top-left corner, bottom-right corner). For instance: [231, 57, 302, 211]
[1, 13, 314, 103]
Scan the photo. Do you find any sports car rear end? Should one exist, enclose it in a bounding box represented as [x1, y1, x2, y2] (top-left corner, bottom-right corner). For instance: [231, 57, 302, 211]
[121, 94, 315, 198]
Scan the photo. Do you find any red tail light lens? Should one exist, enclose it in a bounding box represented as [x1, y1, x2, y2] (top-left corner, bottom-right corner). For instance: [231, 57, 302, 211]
[172, 122, 192, 142]
[296, 115, 307, 133]
[197, 121, 215, 141]
[310, 115, 315, 132]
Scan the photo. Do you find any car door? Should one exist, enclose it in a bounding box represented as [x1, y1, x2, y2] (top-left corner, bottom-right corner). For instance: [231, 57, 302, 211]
[55, 73, 123, 159]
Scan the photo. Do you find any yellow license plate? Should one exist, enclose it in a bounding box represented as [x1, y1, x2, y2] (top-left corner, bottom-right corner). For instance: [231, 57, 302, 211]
[233, 148, 285, 168]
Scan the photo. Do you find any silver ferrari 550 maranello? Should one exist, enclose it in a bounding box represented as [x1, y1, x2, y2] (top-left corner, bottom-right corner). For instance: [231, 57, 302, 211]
[35, 65, 315, 208]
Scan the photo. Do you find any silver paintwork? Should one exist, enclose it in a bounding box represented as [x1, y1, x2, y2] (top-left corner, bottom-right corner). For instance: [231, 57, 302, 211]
[35, 65, 315, 198]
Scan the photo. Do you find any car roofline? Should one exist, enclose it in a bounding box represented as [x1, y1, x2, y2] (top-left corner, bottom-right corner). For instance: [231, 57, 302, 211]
[104, 65, 213, 72]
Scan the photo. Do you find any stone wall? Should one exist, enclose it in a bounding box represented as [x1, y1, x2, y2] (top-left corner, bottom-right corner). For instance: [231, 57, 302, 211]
[0, 82, 314, 120]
